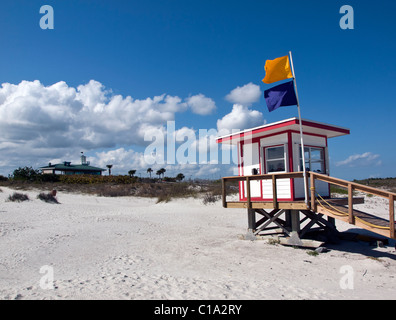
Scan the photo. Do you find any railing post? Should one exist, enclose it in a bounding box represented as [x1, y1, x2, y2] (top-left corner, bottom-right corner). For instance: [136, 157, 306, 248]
[310, 172, 316, 211]
[272, 174, 278, 209]
[348, 183, 354, 224]
[222, 178, 227, 208]
[246, 176, 252, 209]
[390, 194, 395, 239]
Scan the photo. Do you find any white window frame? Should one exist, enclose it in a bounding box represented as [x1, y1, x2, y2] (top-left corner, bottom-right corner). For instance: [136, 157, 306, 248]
[264, 145, 287, 174]
[300, 146, 325, 173]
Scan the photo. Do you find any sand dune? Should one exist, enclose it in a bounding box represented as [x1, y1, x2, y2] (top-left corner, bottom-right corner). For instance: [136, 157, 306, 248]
[0, 186, 395, 300]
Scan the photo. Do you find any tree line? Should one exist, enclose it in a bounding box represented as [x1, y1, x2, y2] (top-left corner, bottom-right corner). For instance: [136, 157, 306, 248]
[3, 166, 185, 182]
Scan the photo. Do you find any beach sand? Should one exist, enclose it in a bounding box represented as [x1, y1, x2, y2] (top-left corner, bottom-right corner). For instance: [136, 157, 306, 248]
[0, 186, 395, 300]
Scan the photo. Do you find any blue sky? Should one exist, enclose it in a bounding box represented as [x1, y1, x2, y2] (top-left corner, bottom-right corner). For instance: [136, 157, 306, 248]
[0, 0, 395, 180]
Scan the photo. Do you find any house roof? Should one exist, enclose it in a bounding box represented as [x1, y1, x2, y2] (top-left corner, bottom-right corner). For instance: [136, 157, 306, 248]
[40, 163, 106, 172]
[216, 117, 350, 144]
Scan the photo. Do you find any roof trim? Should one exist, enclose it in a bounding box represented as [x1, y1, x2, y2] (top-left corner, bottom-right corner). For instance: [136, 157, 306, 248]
[40, 164, 106, 171]
[216, 117, 350, 144]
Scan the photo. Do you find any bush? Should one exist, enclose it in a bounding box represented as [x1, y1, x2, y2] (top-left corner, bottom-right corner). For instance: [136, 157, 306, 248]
[59, 175, 138, 184]
[202, 192, 220, 205]
[96, 185, 136, 197]
[7, 192, 29, 202]
[12, 167, 39, 181]
[37, 192, 59, 204]
[36, 174, 61, 183]
[156, 194, 172, 203]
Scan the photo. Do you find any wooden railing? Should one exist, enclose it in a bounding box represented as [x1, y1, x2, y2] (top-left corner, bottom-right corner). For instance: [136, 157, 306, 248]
[310, 172, 396, 238]
[222, 171, 396, 238]
[221, 171, 306, 209]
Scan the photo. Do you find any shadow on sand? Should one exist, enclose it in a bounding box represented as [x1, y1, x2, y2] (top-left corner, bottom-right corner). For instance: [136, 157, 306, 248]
[322, 228, 396, 260]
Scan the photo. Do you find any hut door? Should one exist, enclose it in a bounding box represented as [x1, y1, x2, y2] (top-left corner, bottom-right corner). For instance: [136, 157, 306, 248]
[242, 143, 261, 198]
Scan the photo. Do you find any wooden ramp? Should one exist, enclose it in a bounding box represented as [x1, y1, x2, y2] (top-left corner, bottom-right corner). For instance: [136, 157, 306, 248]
[316, 198, 395, 239]
[222, 171, 396, 241]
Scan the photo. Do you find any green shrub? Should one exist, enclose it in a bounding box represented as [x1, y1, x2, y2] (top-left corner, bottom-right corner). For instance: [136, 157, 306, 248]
[36, 174, 60, 183]
[59, 175, 138, 184]
[12, 167, 39, 181]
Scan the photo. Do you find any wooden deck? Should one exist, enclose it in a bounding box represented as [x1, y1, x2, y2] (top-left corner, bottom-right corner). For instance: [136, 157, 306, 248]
[222, 172, 396, 240]
[224, 197, 363, 210]
[225, 200, 307, 210]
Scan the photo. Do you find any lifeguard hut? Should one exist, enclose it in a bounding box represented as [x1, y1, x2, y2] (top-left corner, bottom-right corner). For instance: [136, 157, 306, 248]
[217, 117, 349, 202]
[217, 118, 396, 245]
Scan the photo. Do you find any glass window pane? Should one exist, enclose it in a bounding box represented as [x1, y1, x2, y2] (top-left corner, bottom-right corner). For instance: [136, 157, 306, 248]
[299, 147, 309, 159]
[267, 160, 285, 173]
[300, 160, 310, 171]
[311, 161, 324, 173]
[311, 148, 323, 161]
[267, 146, 284, 160]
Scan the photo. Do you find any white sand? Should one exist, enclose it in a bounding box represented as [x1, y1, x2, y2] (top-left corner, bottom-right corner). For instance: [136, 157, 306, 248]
[0, 186, 395, 300]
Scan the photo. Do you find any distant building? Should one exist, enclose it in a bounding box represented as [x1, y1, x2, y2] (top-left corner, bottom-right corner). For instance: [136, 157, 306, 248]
[40, 153, 106, 175]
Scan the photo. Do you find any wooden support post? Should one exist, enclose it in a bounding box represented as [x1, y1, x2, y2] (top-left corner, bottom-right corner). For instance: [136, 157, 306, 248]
[246, 176, 252, 209]
[328, 217, 336, 228]
[272, 175, 278, 209]
[286, 210, 303, 246]
[247, 209, 256, 231]
[291, 210, 301, 234]
[222, 178, 227, 208]
[285, 210, 300, 234]
[246, 208, 256, 240]
[348, 183, 354, 224]
[285, 210, 292, 230]
[390, 194, 395, 239]
[310, 173, 316, 212]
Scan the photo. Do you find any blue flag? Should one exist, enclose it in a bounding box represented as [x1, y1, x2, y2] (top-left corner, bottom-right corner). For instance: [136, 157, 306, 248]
[264, 80, 297, 112]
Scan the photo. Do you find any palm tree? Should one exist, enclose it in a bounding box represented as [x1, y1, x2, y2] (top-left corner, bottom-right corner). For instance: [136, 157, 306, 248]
[159, 168, 166, 178]
[128, 170, 136, 177]
[176, 173, 185, 181]
[156, 170, 162, 179]
[106, 164, 113, 176]
[147, 168, 153, 178]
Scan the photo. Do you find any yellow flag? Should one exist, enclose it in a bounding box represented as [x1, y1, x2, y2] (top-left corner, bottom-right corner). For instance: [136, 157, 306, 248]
[262, 55, 293, 84]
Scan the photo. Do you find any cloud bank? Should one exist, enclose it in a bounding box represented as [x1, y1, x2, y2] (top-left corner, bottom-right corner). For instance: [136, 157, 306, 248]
[0, 80, 263, 177]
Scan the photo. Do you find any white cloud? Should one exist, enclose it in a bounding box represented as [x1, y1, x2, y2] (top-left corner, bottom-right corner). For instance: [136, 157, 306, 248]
[0, 79, 218, 175]
[185, 94, 216, 115]
[0, 79, 255, 178]
[216, 104, 264, 132]
[225, 82, 261, 106]
[93, 148, 147, 173]
[335, 152, 382, 167]
[0, 80, 198, 150]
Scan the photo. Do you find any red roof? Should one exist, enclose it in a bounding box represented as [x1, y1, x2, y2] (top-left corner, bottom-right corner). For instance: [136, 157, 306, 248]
[216, 117, 350, 144]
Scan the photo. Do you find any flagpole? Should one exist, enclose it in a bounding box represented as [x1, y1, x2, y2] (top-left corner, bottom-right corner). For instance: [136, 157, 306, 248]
[289, 51, 309, 207]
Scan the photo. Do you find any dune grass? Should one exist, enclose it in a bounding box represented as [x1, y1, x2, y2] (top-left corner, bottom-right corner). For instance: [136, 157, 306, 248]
[7, 192, 29, 202]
